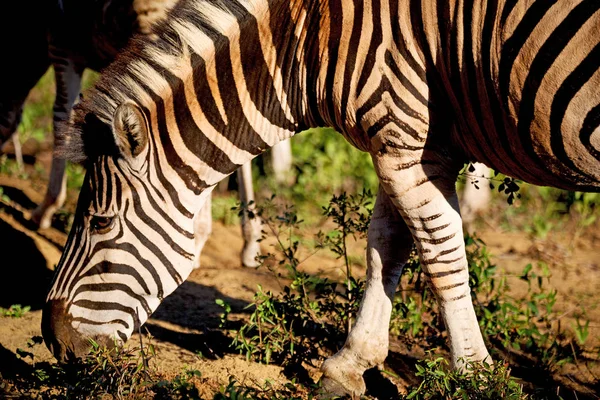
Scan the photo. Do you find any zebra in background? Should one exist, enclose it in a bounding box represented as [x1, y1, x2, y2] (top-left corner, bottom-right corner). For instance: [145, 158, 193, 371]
[460, 162, 492, 232]
[42, 0, 599, 397]
[0, 1, 51, 167]
[0, 0, 178, 229]
[0, 0, 295, 268]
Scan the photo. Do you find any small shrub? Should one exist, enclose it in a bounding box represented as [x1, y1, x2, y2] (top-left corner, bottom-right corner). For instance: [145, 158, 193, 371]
[0, 304, 31, 318]
[153, 367, 202, 399]
[10, 333, 207, 399]
[405, 356, 526, 399]
[51, 338, 157, 399]
[214, 377, 309, 400]
[228, 192, 372, 366]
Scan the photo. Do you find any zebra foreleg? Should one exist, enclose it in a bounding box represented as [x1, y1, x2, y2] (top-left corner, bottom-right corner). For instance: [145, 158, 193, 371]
[373, 150, 492, 372]
[320, 188, 412, 398]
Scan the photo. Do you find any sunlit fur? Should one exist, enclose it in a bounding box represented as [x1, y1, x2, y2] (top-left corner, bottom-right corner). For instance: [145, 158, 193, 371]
[46, 0, 599, 397]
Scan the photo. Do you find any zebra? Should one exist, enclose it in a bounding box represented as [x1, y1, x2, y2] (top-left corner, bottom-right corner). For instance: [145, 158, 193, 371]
[41, 0, 600, 397]
[0, 0, 296, 268]
[0, 2, 50, 164]
[1, 0, 178, 229]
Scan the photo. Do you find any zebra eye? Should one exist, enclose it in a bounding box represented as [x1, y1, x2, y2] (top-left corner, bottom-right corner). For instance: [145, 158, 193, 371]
[90, 215, 114, 234]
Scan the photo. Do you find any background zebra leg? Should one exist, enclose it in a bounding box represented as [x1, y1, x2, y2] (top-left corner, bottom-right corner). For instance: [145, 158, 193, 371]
[236, 162, 262, 268]
[192, 189, 213, 269]
[11, 135, 24, 170]
[0, 105, 24, 150]
[460, 162, 492, 233]
[269, 138, 293, 184]
[320, 187, 412, 398]
[374, 155, 492, 372]
[194, 145, 291, 269]
[31, 57, 83, 229]
[0, 8, 49, 165]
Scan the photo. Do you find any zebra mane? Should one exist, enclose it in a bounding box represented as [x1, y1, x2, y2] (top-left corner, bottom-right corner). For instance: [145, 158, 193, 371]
[55, 0, 258, 164]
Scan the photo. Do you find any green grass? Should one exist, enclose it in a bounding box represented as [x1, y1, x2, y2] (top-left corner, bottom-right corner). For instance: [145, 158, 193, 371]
[16, 68, 54, 145]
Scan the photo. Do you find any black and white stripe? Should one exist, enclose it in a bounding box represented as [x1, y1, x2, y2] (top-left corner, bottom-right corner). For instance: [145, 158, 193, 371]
[43, 0, 599, 397]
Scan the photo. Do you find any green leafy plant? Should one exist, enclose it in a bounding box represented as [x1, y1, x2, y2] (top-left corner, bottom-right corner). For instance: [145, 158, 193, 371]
[54, 338, 156, 399]
[228, 193, 372, 366]
[405, 355, 526, 399]
[0, 304, 31, 318]
[0, 155, 23, 177]
[214, 377, 309, 400]
[320, 189, 372, 333]
[9, 333, 207, 399]
[153, 367, 202, 399]
[216, 298, 232, 329]
[0, 186, 10, 203]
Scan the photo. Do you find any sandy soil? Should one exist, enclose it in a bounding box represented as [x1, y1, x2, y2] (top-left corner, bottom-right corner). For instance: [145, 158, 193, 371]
[0, 160, 599, 399]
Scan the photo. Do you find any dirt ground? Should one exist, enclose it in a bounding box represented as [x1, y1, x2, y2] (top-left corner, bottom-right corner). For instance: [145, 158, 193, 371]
[0, 152, 599, 399]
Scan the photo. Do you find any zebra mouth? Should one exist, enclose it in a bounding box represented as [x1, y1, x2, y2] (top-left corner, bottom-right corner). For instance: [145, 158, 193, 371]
[42, 299, 79, 362]
[41, 298, 117, 362]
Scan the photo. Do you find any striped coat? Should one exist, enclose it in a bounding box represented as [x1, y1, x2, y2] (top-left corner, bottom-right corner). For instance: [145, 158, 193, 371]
[43, 0, 599, 398]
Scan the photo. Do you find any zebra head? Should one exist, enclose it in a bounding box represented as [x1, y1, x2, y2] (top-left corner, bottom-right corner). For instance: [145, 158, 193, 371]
[42, 101, 202, 361]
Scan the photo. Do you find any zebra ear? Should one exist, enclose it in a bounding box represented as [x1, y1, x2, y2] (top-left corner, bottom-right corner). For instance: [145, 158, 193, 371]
[112, 102, 149, 160]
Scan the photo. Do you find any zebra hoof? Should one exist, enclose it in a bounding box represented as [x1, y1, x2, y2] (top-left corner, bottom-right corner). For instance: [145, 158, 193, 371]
[319, 377, 364, 399]
[241, 243, 261, 268]
[320, 359, 366, 399]
[30, 206, 53, 230]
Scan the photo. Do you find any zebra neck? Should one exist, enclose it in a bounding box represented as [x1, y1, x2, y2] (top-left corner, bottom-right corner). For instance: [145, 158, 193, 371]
[131, 0, 330, 186]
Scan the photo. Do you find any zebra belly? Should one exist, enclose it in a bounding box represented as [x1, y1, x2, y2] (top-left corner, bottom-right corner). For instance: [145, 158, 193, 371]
[456, 90, 600, 194]
[454, 0, 600, 193]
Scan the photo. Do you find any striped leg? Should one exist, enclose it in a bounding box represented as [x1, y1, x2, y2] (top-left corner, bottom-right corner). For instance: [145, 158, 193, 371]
[372, 147, 491, 372]
[31, 56, 84, 229]
[321, 188, 412, 398]
[237, 162, 262, 268]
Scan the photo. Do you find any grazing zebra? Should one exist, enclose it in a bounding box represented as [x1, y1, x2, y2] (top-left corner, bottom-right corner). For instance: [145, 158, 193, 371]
[42, 0, 600, 397]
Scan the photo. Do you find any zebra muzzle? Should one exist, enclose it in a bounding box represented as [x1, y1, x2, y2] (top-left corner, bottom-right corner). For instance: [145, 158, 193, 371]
[41, 299, 116, 362]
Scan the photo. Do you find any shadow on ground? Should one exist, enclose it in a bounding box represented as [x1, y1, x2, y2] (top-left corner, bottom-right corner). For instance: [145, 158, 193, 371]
[143, 279, 251, 359]
[0, 218, 53, 310]
[151, 280, 250, 331]
[0, 344, 32, 380]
